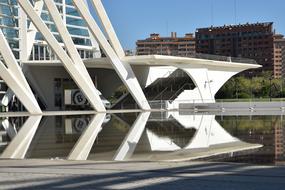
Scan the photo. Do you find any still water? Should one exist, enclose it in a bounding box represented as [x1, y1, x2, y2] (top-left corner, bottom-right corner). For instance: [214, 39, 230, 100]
[0, 111, 284, 165]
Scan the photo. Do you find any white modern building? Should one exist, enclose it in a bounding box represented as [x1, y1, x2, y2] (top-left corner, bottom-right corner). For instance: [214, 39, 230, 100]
[0, 0, 261, 114]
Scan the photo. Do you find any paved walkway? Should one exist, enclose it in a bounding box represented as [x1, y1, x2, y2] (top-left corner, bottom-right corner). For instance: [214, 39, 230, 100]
[0, 159, 284, 189]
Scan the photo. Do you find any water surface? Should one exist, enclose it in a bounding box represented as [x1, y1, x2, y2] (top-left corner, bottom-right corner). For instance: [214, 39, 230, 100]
[0, 111, 284, 165]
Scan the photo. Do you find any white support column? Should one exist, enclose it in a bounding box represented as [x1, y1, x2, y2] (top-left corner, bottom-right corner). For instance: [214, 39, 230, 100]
[19, 6, 28, 61]
[43, 0, 105, 111]
[68, 113, 106, 160]
[181, 67, 241, 103]
[0, 30, 42, 114]
[206, 69, 240, 95]
[182, 68, 213, 102]
[114, 112, 150, 161]
[90, 0, 125, 59]
[19, 0, 106, 112]
[2, 1, 45, 109]
[0, 116, 42, 159]
[73, 0, 150, 110]
[84, 0, 101, 58]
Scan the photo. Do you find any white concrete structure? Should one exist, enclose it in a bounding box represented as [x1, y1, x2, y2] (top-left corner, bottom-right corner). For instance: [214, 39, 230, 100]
[0, 0, 260, 113]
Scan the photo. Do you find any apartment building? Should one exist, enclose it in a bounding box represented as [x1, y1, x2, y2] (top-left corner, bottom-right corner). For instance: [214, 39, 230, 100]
[136, 32, 195, 56]
[196, 22, 274, 75]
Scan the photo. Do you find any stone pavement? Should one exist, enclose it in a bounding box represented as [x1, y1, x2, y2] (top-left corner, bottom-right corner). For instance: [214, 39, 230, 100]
[0, 159, 284, 189]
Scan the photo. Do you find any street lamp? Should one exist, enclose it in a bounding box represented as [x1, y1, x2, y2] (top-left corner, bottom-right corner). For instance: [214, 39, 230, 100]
[235, 78, 238, 99]
[249, 71, 253, 100]
[269, 76, 273, 102]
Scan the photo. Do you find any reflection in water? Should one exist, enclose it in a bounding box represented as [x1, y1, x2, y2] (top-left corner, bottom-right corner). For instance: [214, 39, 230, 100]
[68, 113, 106, 160]
[1, 116, 42, 159]
[0, 112, 284, 164]
[114, 112, 150, 161]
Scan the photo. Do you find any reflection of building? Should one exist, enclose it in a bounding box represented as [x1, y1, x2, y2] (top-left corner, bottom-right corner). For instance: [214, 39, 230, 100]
[1, 112, 261, 161]
[273, 34, 285, 78]
[196, 22, 274, 75]
[136, 32, 196, 56]
[274, 119, 285, 161]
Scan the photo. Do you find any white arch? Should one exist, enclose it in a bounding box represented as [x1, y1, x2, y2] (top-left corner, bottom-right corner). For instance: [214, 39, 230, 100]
[179, 67, 246, 103]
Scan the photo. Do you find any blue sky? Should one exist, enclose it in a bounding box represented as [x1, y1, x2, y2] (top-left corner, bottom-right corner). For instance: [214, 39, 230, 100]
[90, 0, 285, 49]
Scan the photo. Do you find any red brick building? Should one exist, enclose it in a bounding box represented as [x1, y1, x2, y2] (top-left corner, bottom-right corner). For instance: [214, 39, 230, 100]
[195, 22, 274, 76]
[273, 34, 285, 78]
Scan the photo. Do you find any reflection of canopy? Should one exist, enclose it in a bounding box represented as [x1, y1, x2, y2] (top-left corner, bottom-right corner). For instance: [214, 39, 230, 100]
[146, 121, 196, 149]
[184, 115, 238, 149]
[146, 114, 238, 151]
[146, 129, 181, 151]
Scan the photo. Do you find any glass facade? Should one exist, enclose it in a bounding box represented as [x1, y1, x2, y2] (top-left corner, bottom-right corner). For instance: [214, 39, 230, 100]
[0, 0, 20, 59]
[0, 0, 99, 61]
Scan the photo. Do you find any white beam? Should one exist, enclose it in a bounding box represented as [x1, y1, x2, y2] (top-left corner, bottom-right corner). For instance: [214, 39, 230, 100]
[84, 0, 101, 58]
[1, 1, 44, 108]
[73, 0, 150, 110]
[114, 112, 150, 161]
[1, 116, 42, 159]
[68, 113, 106, 160]
[0, 29, 42, 114]
[90, 0, 125, 59]
[19, 6, 28, 60]
[43, 0, 105, 111]
[26, 0, 44, 61]
[18, 0, 106, 112]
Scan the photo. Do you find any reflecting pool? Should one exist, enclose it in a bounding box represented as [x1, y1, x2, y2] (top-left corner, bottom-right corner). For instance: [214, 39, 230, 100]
[0, 111, 284, 165]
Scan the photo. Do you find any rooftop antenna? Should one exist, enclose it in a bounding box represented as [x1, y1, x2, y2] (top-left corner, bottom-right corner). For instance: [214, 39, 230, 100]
[211, 0, 214, 25]
[234, 0, 237, 24]
[166, 20, 169, 36]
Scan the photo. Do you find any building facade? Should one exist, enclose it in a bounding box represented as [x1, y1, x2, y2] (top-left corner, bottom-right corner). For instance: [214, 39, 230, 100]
[283, 46, 285, 78]
[195, 22, 274, 75]
[0, 0, 101, 62]
[273, 34, 285, 78]
[136, 32, 195, 56]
